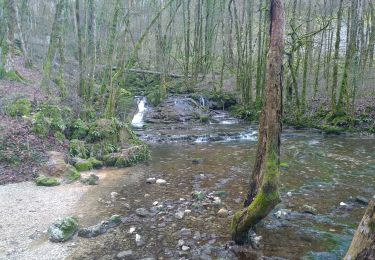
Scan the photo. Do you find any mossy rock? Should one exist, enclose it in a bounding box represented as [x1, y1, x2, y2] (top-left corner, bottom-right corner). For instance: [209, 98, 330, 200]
[199, 115, 210, 123]
[48, 216, 78, 242]
[6, 98, 32, 117]
[74, 159, 93, 172]
[35, 176, 60, 186]
[65, 168, 81, 182]
[88, 158, 103, 169]
[103, 145, 150, 167]
[80, 174, 99, 185]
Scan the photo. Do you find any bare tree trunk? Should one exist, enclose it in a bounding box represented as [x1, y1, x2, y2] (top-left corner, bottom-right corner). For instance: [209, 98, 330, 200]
[5, 0, 16, 72]
[231, 0, 284, 244]
[75, 0, 85, 98]
[345, 200, 375, 259]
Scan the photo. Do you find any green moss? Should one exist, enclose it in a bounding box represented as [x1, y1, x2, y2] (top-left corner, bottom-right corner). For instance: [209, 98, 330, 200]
[199, 115, 210, 123]
[69, 139, 89, 158]
[65, 168, 81, 182]
[88, 157, 103, 169]
[6, 98, 32, 117]
[74, 159, 93, 172]
[103, 145, 150, 168]
[280, 162, 289, 168]
[5, 70, 27, 82]
[54, 131, 66, 142]
[35, 176, 60, 186]
[48, 216, 78, 242]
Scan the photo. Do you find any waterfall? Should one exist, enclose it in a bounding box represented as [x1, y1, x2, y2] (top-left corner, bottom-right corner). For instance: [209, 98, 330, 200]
[199, 96, 206, 107]
[131, 97, 147, 128]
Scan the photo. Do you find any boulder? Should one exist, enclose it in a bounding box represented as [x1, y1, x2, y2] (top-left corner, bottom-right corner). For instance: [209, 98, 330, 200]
[74, 158, 93, 172]
[80, 174, 99, 185]
[48, 216, 78, 242]
[40, 151, 71, 177]
[35, 175, 60, 186]
[103, 145, 149, 167]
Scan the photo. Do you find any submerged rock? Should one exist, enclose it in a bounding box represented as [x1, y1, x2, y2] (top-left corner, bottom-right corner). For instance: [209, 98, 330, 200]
[135, 234, 145, 246]
[78, 215, 121, 238]
[302, 204, 317, 215]
[116, 250, 133, 259]
[135, 208, 150, 217]
[355, 196, 369, 205]
[48, 216, 78, 242]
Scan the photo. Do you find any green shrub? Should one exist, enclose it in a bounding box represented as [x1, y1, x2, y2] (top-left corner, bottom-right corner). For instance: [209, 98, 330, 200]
[35, 176, 60, 186]
[231, 105, 258, 121]
[32, 103, 72, 137]
[88, 118, 123, 142]
[69, 139, 89, 158]
[6, 98, 32, 117]
[70, 119, 89, 140]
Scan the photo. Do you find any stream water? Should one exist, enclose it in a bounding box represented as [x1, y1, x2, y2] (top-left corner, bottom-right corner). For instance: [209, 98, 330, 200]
[72, 109, 375, 259]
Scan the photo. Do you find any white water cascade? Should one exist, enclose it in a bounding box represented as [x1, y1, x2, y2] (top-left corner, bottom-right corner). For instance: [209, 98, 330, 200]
[131, 97, 147, 128]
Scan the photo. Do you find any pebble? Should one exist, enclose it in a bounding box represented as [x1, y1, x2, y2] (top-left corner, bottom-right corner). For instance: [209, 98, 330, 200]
[156, 179, 167, 185]
[135, 234, 145, 246]
[175, 210, 185, 220]
[340, 202, 348, 206]
[153, 201, 159, 206]
[182, 245, 190, 251]
[217, 208, 229, 217]
[116, 250, 133, 259]
[110, 192, 119, 200]
[178, 239, 185, 246]
[135, 208, 150, 217]
[213, 197, 222, 205]
[287, 191, 292, 197]
[180, 228, 192, 236]
[129, 226, 136, 234]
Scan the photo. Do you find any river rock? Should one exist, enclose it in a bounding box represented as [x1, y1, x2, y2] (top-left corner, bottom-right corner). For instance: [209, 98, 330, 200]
[78, 215, 121, 238]
[135, 234, 145, 246]
[302, 204, 317, 215]
[180, 228, 192, 236]
[136, 208, 150, 217]
[48, 216, 78, 242]
[116, 250, 133, 259]
[175, 210, 185, 220]
[111, 192, 119, 201]
[80, 174, 99, 185]
[217, 208, 229, 217]
[146, 177, 156, 184]
[182, 245, 190, 251]
[355, 196, 369, 205]
[156, 179, 167, 185]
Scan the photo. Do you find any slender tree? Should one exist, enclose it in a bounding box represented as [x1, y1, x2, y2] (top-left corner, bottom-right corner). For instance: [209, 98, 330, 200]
[231, 0, 285, 244]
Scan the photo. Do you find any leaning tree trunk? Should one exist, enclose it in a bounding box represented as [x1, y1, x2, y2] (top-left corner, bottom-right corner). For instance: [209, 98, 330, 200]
[231, 0, 285, 244]
[345, 200, 375, 259]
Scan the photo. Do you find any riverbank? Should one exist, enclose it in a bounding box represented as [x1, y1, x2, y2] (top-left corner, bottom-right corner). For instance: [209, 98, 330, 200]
[0, 167, 141, 260]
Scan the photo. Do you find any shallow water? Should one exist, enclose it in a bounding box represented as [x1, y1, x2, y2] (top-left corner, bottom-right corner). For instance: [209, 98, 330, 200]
[72, 124, 375, 259]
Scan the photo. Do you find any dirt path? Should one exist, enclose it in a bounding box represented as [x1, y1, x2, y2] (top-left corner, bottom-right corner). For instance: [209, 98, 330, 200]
[0, 168, 141, 260]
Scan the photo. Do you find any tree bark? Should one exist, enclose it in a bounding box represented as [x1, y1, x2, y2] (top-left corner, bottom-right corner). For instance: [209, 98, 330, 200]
[231, 0, 284, 244]
[345, 200, 375, 259]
